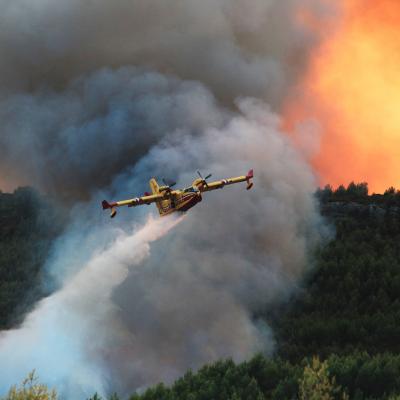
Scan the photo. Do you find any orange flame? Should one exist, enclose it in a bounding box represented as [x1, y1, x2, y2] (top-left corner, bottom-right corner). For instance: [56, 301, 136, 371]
[286, 0, 400, 193]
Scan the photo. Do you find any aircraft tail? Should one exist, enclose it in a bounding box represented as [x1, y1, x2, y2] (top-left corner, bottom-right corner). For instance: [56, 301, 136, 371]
[102, 200, 117, 218]
[149, 178, 166, 216]
[246, 169, 254, 190]
[149, 178, 160, 195]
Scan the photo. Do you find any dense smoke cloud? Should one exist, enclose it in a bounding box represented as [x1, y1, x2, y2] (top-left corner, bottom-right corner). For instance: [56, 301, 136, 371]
[0, 0, 333, 397]
[105, 98, 322, 394]
[0, 0, 335, 194]
[0, 0, 330, 101]
[0, 68, 226, 197]
[0, 96, 323, 397]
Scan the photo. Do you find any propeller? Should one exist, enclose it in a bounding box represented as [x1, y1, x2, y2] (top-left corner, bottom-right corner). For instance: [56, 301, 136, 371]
[162, 178, 177, 188]
[197, 170, 212, 187]
[161, 178, 176, 194]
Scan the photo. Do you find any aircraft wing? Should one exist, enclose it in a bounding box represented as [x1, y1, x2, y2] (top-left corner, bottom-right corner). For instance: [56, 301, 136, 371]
[200, 169, 254, 192]
[102, 193, 165, 218]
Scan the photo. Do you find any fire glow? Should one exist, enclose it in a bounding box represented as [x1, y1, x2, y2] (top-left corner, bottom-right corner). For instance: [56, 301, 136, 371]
[287, 0, 400, 193]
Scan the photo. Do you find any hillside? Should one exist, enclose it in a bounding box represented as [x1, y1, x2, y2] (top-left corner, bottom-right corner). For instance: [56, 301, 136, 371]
[131, 183, 400, 399]
[0, 188, 65, 328]
[1, 183, 400, 399]
[268, 183, 400, 361]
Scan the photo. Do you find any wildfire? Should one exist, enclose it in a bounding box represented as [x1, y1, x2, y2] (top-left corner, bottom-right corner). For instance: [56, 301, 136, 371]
[287, 0, 400, 193]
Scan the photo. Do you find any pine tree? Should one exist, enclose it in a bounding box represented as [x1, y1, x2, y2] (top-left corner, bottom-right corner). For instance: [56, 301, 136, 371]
[299, 357, 348, 400]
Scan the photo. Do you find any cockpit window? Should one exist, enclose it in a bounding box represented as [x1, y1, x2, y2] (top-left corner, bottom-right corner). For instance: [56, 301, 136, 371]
[183, 187, 197, 193]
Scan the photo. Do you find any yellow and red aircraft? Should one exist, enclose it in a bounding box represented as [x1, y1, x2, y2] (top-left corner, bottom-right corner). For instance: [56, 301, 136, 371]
[102, 169, 254, 218]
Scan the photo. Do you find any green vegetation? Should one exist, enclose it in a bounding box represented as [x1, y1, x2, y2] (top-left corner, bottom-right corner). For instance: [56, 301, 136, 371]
[298, 357, 348, 400]
[269, 182, 400, 361]
[0, 188, 64, 329]
[1, 371, 57, 400]
[2, 182, 400, 398]
[129, 182, 400, 399]
[126, 353, 400, 400]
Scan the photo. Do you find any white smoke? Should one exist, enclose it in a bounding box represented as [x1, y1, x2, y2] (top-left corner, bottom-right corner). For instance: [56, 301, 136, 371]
[0, 216, 183, 398]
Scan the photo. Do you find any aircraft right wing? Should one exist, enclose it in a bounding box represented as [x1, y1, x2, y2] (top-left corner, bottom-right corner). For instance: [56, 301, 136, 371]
[199, 169, 254, 192]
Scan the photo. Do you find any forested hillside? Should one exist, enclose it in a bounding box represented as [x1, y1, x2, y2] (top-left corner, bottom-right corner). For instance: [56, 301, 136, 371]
[0, 188, 65, 328]
[268, 182, 400, 361]
[1, 183, 400, 399]
[130, 183, 400, 400]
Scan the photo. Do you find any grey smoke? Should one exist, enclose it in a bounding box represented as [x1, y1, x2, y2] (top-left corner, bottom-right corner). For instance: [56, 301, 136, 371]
[0, 0, 332, 101]
[0, 68, 227, 197]
[0, 0, 336, 193]
[0, 0, 334, 397]
[103, 98, 322, 394]
[0, 96, 322, 397]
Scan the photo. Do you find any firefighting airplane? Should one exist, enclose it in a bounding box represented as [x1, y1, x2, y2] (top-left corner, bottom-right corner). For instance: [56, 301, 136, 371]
[102, 169, 254, 218]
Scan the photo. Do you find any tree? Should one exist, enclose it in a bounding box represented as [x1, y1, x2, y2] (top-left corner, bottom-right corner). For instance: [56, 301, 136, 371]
[299, 357, 348, 400]
[87, 394, 102, 400]
[346, 182, 368, 198]
[384, 187, 396, 196]
[2, 371, 57, 400]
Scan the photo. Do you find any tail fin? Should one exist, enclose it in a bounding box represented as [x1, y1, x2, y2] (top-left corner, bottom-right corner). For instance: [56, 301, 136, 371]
[102, 200, 117, 218]
[149, 178, 165, 216]
[149, 178, 160, 195]
[246, 169, 254, 190]
[102, 200, 111, 210]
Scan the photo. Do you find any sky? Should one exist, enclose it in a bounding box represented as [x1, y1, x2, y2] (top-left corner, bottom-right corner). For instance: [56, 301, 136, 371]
[285, 0, 400, 193]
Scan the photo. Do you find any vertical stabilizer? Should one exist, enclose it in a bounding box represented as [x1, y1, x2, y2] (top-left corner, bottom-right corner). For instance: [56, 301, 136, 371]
[149, 178, 160, 195]
[149, 178, 165, 215]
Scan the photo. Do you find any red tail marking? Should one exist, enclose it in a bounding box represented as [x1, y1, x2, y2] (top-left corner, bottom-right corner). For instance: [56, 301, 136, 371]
[102, 200, 117, 210]
[246, 169, 254, 190]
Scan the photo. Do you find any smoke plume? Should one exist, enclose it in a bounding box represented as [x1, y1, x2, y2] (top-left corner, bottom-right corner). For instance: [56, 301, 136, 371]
[0, 0, 330, 100]
[0, 0, 335, 195]
[0, 0, 334, 397]
[0, 216, 183, 398]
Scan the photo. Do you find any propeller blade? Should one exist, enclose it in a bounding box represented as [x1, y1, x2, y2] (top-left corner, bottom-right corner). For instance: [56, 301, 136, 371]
[197, 170, 212, 187]
[162, 178, 176, 188]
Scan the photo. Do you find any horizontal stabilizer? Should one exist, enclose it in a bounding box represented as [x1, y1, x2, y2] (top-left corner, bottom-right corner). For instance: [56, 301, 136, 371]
[246, 169, 254, 190]
[102, 200, 111, 210]
[102, 200, 117, 218]
[246, 169, 254, 180]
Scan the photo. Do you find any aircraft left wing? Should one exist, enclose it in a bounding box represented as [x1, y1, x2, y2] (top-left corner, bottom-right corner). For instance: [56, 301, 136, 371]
[102, 193, 165, 218]
[199, 169, 254, 192]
